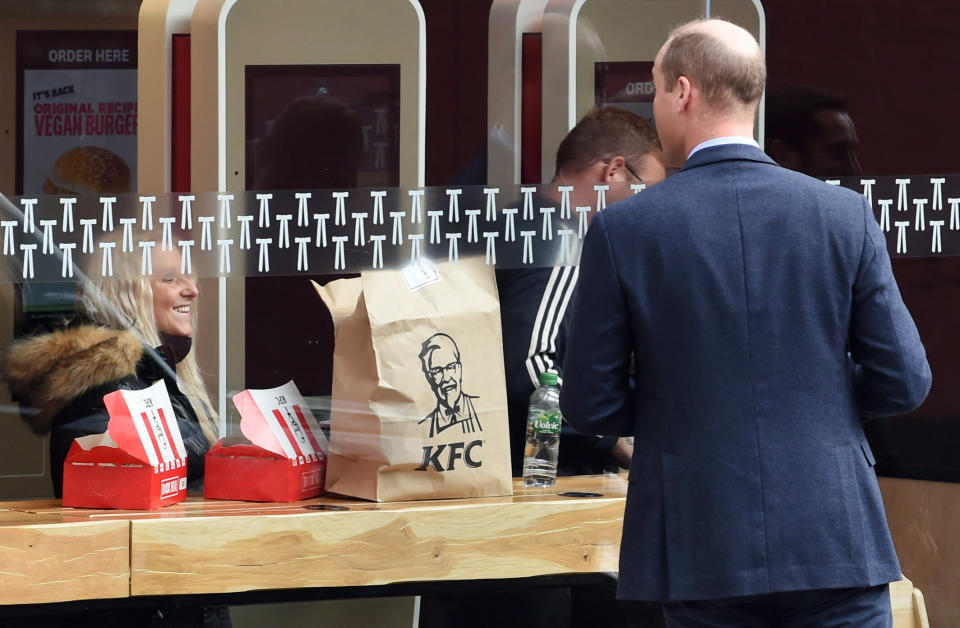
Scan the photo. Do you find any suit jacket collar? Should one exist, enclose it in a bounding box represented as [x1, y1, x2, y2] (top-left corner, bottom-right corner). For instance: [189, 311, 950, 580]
[680, 143, 776, 173]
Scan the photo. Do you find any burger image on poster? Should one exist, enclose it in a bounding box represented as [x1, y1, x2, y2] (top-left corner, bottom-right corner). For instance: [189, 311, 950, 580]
[42, 146, 131, 195]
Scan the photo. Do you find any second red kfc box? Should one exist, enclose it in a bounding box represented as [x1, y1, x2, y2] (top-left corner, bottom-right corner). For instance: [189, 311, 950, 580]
[204, 381, 328, 502]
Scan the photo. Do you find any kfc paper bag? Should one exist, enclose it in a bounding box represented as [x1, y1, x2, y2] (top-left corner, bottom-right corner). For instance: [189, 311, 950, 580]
[314, 256, 512, 502]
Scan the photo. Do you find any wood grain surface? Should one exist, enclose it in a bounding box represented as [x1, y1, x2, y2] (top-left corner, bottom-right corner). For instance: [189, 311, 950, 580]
[890, 577, 931, 628]
[0, 476, 627, 602]
[128, 475, 628, 596]
[0, 515, 129, 604]
[0, 473, 932, 628]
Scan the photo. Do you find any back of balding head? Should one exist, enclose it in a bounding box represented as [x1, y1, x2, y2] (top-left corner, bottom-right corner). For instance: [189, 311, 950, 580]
[660, 19, 765, 112]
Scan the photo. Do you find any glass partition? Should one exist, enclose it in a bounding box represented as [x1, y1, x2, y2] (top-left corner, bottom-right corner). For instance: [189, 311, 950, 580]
[2, 176, 957, 463]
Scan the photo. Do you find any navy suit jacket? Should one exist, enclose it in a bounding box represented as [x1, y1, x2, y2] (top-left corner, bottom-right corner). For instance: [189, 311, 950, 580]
[560, 144, 931, 602]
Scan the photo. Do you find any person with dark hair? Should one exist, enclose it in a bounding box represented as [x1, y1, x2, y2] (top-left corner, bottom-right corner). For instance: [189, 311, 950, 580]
[419, 107, 667, 628]
[562, 18, 929, 627]
[500, 106, 665, 479]
[765, 86, 862, 176]
[247, 94, 365, 399]
[253, 94, 363, 191]
[553, 106, 665, 190]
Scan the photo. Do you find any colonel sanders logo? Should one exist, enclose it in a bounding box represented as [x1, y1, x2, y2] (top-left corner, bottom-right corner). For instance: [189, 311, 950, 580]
[417, 333, 482, 438]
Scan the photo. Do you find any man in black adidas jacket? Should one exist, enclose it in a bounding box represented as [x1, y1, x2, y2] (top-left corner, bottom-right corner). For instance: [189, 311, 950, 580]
[498, 107, 666, 477]
[420, 109, 667, 628]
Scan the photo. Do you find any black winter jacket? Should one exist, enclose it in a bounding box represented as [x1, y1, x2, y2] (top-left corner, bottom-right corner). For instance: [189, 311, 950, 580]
[3, 325, 211, 497]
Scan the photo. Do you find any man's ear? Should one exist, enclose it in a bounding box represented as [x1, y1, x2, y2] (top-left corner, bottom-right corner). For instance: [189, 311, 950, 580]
[676, 76, 692, 111]
[600, 156, 627, 182]
[766, 139, 801, 170]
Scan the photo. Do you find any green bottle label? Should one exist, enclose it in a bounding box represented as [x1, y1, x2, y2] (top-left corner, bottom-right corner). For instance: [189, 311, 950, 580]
[531, 411, 561, 435]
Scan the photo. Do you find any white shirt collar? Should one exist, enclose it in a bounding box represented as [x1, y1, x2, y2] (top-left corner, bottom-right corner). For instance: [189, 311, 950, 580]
[688, 136, 760, 159]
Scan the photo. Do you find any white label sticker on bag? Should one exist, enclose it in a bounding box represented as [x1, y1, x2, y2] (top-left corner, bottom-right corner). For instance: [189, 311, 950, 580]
[401, 257, 441, 291]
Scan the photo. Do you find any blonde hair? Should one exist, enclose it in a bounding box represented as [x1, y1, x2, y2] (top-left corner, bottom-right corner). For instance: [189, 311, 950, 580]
[78, 240, 218, 445]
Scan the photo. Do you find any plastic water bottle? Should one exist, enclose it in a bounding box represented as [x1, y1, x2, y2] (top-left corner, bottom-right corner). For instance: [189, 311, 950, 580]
[522, 372, 562, 487]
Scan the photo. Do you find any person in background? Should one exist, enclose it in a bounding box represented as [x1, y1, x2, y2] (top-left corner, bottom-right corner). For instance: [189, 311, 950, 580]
[561, 19, 929, 627]
[247, 94, 364, 397]
[765, 85, 862, 176]
[2, 245, 228, 628]
[498, 106, 666, 478]
[419, 108, 668, 628]
[3, 245, 217, 497]
[253, 94, 363, 191]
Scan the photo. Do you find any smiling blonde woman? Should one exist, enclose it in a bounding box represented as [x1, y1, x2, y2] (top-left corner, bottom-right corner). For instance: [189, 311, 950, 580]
[3, 241, 218, 497]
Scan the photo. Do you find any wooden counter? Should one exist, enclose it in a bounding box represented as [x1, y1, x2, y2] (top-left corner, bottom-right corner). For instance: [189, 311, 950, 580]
[0, 506, 129, 605]
[0, 475, 627, 604]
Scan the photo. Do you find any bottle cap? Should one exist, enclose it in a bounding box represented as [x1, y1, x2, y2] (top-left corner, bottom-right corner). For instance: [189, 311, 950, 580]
[539, 372, 558, 386]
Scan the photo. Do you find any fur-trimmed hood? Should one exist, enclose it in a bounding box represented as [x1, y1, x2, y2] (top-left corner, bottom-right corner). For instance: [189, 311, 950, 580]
[2, 325, 143, 435]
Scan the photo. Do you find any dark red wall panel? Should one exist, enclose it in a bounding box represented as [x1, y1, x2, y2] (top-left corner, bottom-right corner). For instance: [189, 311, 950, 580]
[171, 34, 191, 193]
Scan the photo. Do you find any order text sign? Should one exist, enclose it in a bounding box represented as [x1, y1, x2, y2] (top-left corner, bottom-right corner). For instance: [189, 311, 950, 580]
[594, 61, 655, 122]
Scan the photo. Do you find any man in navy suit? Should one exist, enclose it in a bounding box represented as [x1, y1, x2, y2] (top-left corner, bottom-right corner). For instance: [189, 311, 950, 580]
[560, 19, 931, 627]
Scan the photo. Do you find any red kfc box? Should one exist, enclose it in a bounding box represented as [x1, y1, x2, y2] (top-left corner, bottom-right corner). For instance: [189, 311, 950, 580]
[204, 381, 328, 502]
[62, 380, 188, 510]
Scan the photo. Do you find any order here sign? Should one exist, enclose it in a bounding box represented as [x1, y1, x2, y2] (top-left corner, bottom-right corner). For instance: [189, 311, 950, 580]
[16, 30, 137, 195]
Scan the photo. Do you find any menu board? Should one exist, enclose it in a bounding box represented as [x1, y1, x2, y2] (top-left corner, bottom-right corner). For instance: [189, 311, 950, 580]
[16, 31, 138, 196]
[594, 61, 655, 121]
